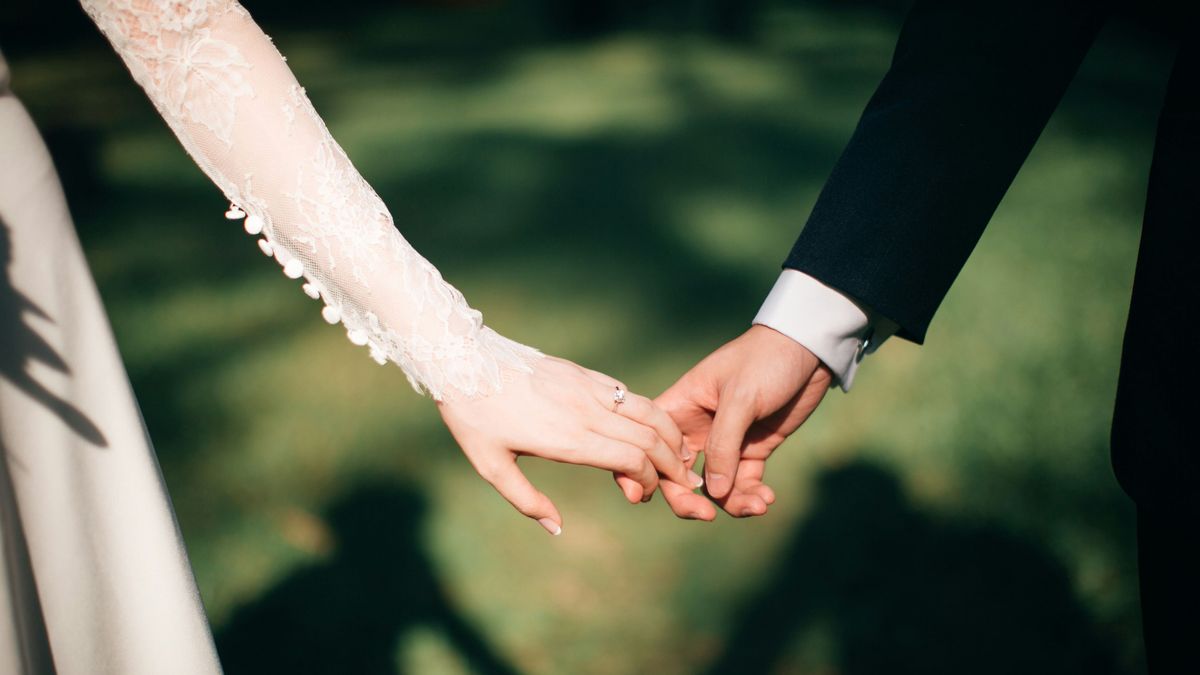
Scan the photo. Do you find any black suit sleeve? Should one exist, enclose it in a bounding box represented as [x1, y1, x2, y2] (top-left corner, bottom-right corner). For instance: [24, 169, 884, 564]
[785, 0, 1112, 343]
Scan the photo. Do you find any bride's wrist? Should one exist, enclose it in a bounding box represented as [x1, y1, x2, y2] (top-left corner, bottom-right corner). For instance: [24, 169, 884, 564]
[418, 328, 542, 402]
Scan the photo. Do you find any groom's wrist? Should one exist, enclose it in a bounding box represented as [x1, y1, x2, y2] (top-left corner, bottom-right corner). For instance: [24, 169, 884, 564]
[753, 269, 892, 391]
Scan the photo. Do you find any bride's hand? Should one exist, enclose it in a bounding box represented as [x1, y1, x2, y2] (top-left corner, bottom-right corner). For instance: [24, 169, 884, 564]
[437, 356, 704, 535]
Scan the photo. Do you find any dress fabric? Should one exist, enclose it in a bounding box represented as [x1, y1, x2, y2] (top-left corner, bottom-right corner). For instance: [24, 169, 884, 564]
[0, 50, 222, 674]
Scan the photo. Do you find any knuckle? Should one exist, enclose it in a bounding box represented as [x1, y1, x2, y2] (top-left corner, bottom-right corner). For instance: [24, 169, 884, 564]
[667, 420, 684, 440]
[665, 428, 684, 450]
[476, 461, 504, 485]
[621, 453, 646, 477]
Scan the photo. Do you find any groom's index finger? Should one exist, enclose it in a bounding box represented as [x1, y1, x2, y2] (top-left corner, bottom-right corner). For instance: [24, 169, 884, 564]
[660, 478, 718, 521]
[703, 389, 756, 499]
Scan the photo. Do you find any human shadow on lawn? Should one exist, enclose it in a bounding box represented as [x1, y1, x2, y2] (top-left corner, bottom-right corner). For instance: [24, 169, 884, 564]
[706, 460, 1130, 675]
[216, 481, 520, 675]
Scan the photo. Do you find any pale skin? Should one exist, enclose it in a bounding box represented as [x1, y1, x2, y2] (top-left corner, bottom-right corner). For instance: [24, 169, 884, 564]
[650, 325, 832, 520]
[439, 325, 825, 533]
[437, 355, 705, 535]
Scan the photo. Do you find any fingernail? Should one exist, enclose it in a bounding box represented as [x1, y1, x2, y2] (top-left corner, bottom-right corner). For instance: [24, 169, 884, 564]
[681, 448, 692, 461]
[641, 492, 653, 503]
[538, 518, 562, 536]
[688, 471, 704, 489]
[707, 472, 729, 494]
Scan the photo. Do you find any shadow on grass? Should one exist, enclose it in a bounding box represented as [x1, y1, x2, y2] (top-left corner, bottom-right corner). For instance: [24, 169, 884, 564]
[705, 460, 1129, 675]
[215, 480, 520, 675]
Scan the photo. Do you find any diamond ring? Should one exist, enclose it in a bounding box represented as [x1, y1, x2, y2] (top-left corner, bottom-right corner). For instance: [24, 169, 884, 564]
[612, 386, 626, 411]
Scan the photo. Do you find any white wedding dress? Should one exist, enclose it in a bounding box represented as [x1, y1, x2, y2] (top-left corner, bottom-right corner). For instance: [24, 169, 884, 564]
[0, 2, 539, 672]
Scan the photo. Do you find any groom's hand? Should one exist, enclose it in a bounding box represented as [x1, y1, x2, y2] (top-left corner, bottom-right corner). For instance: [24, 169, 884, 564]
[653, 325, 832, 520]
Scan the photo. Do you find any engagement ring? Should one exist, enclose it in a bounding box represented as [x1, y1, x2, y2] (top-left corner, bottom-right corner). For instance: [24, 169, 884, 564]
[612, 386, 626, 411]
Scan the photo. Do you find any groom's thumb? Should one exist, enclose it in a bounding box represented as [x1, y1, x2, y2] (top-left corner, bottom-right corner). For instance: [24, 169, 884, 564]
[704, 395, 754, 500]
[485, 460, 563, 536]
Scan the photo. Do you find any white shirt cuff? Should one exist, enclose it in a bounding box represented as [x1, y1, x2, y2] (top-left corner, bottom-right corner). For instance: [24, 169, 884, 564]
[753, 270, 895, 391]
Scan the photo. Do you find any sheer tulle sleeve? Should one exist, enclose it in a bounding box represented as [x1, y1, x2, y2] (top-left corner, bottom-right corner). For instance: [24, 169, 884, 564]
[79, 0, 541, 400]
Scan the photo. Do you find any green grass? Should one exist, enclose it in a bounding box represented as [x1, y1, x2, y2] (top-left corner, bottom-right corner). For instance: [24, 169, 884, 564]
[6, 1, 1169, 672]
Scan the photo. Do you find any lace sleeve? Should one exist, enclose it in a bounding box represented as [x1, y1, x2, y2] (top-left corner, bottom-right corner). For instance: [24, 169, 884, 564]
[79, 0, 541, 400]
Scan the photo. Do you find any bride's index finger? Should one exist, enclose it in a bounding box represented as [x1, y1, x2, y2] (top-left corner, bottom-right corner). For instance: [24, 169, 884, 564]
[476, 457, 563, 536]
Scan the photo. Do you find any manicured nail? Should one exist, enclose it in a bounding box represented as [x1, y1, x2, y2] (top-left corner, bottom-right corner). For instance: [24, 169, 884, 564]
[688, 471, 704, 489]
[707, 472, 729, 495]
[681, 448, 692, 461]
[538, 518, 562, 536]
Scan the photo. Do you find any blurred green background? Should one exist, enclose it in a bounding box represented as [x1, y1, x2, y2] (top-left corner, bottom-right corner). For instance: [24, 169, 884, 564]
[2, 0, 1176, 672]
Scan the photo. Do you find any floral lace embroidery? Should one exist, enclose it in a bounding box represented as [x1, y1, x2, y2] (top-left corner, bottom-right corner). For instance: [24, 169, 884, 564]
[83, 1, 253, 143]
[80, 0, 540, 399]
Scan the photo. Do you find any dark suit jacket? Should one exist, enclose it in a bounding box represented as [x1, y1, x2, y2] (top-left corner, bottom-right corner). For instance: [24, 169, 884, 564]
[786, 0, 1112, 343]
[785, 0, 1199, 514]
